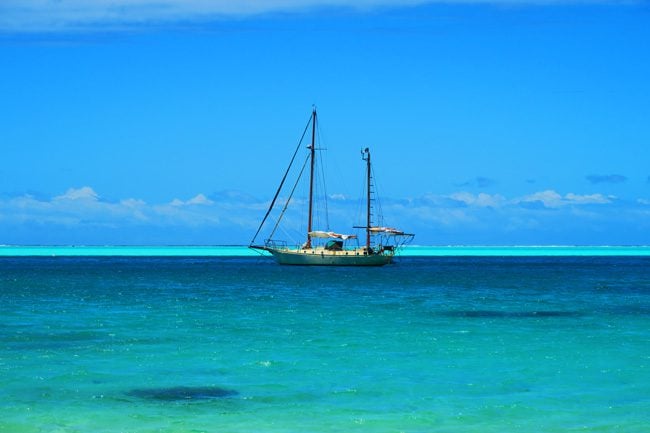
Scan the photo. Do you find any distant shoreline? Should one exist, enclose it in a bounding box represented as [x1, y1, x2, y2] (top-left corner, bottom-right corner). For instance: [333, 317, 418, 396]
[2, 245, 650, 257]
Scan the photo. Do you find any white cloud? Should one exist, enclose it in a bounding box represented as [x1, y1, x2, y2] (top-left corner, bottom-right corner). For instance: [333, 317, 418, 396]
[153, 202, 221, 226]
[516, 190, 612, 208]
[449, 192, 505, 208]
[54, 186, 99, 201]
[187, 193, 214, 205]
[428, 208, 475, 226]
[565, 192, 612, 205]
[517, 190, 564, 208]
[0, 187, 232, 228]
[0, 0, 633, 32]
[119, 198, 149, 221]
[418, 193, 446, 206]
[170, 193, 214, 206]
[121, 198, 147, 208]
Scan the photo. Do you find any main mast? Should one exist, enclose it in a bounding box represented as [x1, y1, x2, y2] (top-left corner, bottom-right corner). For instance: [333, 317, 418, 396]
[305, 107, 317, 249]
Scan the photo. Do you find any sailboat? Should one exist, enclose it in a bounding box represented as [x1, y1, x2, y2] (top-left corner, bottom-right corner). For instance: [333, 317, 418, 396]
[250, 108, 413, 266]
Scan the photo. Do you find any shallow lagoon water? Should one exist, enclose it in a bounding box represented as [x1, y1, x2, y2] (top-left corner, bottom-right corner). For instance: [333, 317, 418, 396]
[1, 255, 649, 432]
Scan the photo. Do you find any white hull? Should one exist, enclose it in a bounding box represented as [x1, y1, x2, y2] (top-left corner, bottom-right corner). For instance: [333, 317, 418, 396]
[267, 248, 393, 266]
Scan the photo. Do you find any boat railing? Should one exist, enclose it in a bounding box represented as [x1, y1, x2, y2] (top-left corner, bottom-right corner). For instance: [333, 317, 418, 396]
[265, 239, 289, 251]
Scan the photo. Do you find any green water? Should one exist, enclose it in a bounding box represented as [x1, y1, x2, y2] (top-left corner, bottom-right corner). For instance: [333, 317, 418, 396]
[1, 256, 649, 432]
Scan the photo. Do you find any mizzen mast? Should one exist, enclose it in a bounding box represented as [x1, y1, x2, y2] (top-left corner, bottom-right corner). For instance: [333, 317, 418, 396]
[362, 147, 372, 250]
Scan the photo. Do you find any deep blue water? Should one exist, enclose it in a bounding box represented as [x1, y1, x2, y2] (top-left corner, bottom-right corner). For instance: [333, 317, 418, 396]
[1, 256, 649, 432]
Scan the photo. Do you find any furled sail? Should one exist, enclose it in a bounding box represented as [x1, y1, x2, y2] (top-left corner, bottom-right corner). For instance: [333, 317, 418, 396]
[369, 226, 406, 235]
[308, 231, 358, 240]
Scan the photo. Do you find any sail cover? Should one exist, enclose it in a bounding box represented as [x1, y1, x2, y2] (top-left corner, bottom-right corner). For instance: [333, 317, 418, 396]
[309, 231, 357, 240]
[369, 226, 405, 235]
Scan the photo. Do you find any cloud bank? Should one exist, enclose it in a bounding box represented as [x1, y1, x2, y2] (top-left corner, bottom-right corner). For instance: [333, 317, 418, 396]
[0, 0, 634, 32]
[2, 185, 648, 245]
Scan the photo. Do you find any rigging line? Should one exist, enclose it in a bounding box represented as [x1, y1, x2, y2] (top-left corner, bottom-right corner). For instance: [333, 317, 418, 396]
[250, 114, 313, 245]
[278, 224, 297, 247]
[318, 148, 330, 231]
[312, 115, 329, 230]
[314, 118, 330, 231]
[268, 153, 311, 241]
[268, 215, 300, 247]
[371, 164, 384, 226]
[273, 211, 300, 246]
[354, 158, 365, 229]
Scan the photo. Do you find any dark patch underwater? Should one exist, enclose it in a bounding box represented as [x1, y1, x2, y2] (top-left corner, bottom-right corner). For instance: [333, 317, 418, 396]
[126, 386, 238, 401]
[439, 310, 581, 318]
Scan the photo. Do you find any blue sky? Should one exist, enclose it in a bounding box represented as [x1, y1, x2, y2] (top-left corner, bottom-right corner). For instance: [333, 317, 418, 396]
[1, 0, 649, 245]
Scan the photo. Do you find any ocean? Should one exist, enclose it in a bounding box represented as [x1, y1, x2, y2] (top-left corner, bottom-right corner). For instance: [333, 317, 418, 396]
[1, 251, 649, 432]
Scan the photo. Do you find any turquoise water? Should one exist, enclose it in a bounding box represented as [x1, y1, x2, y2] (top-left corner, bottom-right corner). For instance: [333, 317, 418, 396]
[1, 256, 649, 432]
[0, 245, 258, 257]
[2, 245, 650, 256]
